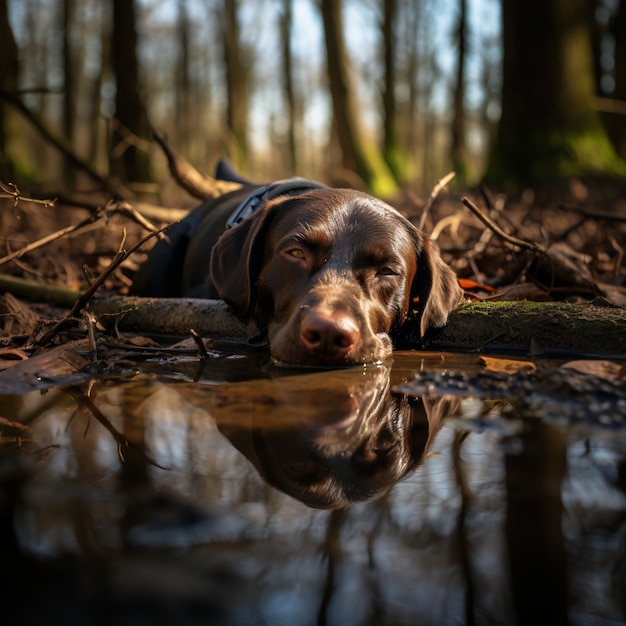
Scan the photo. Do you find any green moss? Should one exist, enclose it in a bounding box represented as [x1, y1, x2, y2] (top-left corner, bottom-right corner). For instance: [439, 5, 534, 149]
[486, 124, 626, 188]
[361, 141, 399, 197]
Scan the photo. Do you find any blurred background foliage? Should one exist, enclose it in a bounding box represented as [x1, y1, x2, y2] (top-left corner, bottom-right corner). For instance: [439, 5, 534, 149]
[0, 0, 625, 197]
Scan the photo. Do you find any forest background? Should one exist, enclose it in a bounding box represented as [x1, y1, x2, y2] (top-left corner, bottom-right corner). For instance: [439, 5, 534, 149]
[1, 0, 626, 200]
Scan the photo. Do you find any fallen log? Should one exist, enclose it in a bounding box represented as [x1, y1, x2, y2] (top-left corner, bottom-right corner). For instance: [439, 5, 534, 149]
[90, 296, 626, 358]
[397, 300, 626, 357]
[92, 295, 259, 340]
[1, 274, 624, 358]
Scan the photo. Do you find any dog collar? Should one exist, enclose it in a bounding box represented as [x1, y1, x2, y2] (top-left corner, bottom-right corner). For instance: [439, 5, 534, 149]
[226, 178, 328, 229]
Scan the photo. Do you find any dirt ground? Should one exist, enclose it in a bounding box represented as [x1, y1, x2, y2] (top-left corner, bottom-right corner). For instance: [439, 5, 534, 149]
[1, 174, 625, 354]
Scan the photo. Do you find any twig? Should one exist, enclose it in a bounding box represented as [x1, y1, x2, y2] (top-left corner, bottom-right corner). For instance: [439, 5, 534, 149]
[36, 221, 177, 346]
[109, 200, 164, 236]
[0, 182, 57, 207]
[152, 128, 242, 200]
[189, 328, 211, 358]
[592, 96, 626, 116]
[0, 207, 106, 267]
[558, 203, 626, 223]
[609, 236, 624, 277]
[65, 386, 168, 469]
[461, 196, 543, 252]
[0, 91, 126, 198]
[418, 171, 456, 231]
[0, 273, 80, 307]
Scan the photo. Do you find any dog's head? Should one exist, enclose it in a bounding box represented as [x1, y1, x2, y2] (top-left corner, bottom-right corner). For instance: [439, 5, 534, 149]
[210, 189, 462, 366]
[216, 364, 460, 509]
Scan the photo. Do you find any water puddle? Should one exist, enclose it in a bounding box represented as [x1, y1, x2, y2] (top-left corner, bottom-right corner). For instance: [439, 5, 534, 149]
[1, 350, 625, 625]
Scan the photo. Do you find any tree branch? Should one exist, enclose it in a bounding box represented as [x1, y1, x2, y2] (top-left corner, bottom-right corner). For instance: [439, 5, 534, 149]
[152, 128, 242, 200]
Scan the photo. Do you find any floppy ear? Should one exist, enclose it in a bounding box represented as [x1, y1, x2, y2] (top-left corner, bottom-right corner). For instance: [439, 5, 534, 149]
[209, 205, 274, 317]
[412, 237, 463, 338]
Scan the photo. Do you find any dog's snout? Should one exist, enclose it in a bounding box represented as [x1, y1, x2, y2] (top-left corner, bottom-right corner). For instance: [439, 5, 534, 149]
[300, 309, 360, 360]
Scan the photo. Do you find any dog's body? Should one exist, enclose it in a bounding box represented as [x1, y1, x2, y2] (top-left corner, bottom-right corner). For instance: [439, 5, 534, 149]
[131, 163, 462, 366]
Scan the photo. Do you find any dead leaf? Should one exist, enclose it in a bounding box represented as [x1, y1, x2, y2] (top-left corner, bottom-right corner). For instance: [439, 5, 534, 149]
[124, 335, 162, 348]
[458, 278, 497, 292]
[487, 283, 553, 302]
[479, 356, 537, 374]
[0, 347, 30, 370]
[562, 360, 624, 381]
[0, 339, 89, 392]
[0, 293, 41, 336]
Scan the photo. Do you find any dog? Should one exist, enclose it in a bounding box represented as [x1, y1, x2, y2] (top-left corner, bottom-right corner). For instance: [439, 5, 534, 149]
[130, 161, 462, 366]
[213, 364, 459, 509]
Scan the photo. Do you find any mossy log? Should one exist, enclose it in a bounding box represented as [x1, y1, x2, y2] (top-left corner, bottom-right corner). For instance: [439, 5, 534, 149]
[91, 297, 626, 358]
[399, 301, 626, 357]
[1, 272, 623, 357]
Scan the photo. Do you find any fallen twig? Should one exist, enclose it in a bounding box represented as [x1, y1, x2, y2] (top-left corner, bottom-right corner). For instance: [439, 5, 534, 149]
[190, 328, 211, 358]
[418, 171, 456, 231]
[0, 91, 126, 198]
[36, 221, 177, 346]
[0, 208, 106, 267]
[65, 386, 168, 469]
[0, 273, 80, 307]
[152, 128, 242, 200]
[461, 196, 543, 252]
[0, 182, 57, 207]
[557, 203, 626, 223]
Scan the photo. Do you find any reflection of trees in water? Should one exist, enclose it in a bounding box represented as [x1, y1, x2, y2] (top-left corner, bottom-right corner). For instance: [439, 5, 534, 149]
[0, 373, 625, 624]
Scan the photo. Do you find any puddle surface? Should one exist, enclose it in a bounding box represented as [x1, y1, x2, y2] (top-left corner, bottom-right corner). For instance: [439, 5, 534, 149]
[1, 350, 625, 625]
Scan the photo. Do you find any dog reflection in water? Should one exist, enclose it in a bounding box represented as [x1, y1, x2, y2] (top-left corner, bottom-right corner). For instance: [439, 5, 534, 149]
[213, 364, 459, 509]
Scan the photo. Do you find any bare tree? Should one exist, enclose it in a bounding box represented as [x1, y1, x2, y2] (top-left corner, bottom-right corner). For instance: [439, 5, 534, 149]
[110, 0, 152, 183]
[61, 0, 76, 186]
[320, 0, 395, 193]
[0, 0, 18, 181]
[451, 0, 467, 180]
[220, 0, 249, 172]
[607, 0, 626, 158]
[281, 0, 299, 173]
[175, 0, 191, 155]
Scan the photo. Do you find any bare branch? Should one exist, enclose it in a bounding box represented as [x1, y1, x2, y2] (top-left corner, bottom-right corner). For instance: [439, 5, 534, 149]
[418, 171, 456, 231]
[461, 196, 543, 252]
[152, 128, 242, 200]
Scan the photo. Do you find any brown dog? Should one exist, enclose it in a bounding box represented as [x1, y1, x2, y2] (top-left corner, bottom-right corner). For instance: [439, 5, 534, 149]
[131, 169, 462, 366]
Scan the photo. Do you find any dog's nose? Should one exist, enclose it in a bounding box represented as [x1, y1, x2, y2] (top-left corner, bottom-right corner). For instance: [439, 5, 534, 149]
[300, 309, 360, 360]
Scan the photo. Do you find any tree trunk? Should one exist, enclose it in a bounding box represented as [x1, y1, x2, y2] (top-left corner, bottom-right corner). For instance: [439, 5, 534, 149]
[486, 0, 625, 186]
[320, 0, 396, 195]
[607, 0, 626, 159]
[110, 0, 152, 184]
[405, 1, 425, 188]
[0, 0, 19, 182]
[221, 0, 249, 172]
[87, 3, 108, 170]
[175, 0, 191, 156]
[281, 0, 299, 173]
[585, 0, 604, 96]
[381, 0, 408, 184]
[62, 0, 76, 187]
[451, 0, 467, 180]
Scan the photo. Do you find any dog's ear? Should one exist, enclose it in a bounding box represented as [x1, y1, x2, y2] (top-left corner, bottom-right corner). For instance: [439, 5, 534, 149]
[412, 237, 463, 338]
[209, 205, 274, 317]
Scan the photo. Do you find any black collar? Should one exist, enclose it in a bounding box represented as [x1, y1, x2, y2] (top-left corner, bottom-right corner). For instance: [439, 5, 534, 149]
[226, 178, 328, 229]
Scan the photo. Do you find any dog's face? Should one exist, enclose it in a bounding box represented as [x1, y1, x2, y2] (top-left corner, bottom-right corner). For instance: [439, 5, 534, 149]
[210, 189, 461, 366]
[214, 364, 460, 509]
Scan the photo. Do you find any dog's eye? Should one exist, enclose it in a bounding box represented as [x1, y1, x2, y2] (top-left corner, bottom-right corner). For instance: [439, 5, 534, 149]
[286, 248, 305, 260]
[377, 267, 399, 277]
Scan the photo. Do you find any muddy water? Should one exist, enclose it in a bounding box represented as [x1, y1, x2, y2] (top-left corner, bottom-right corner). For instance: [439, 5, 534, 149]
[0, 350, 625, 625]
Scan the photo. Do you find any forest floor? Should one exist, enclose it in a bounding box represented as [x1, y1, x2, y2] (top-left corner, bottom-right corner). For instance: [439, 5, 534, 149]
[0, 173, 625, 386]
